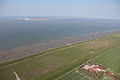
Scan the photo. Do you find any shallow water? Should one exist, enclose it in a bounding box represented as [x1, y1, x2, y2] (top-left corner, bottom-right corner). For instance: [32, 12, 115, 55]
[0, 17, 120, 50]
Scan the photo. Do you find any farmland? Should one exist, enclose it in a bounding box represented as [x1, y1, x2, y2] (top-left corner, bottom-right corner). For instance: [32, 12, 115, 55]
[0, 32, 120, 80]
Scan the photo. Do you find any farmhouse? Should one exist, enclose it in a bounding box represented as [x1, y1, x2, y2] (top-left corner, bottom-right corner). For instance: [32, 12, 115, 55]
[78, 62, 114, 79]
[82, 63, 106, 73]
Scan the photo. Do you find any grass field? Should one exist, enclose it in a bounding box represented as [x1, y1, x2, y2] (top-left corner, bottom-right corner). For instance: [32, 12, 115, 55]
[0, 32, 120, 80]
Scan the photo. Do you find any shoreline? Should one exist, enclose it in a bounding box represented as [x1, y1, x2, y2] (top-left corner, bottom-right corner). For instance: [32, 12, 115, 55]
[18, 17, 55, 21]
[0, 29, 120, 63]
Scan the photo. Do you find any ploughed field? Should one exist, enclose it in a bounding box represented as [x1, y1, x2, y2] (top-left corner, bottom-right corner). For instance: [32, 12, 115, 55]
[0, 33, 120, 80]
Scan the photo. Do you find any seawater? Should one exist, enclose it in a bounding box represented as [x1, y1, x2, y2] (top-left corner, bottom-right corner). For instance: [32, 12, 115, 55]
[0, 17, 120, 50]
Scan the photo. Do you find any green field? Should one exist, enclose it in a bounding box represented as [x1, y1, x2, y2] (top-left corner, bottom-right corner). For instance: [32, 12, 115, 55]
[0, 32, 120, 80]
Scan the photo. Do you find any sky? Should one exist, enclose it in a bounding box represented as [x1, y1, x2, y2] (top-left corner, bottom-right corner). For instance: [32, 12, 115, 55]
[0, 0, 120, 19]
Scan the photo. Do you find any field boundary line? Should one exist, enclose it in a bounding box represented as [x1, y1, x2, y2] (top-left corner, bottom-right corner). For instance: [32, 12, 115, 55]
[71, 74, 82, 80]
[80, 76, 87, 80]
[55, 65, 81, 80]
[55, 56, 90, 80]
[62, 72, 77, 80]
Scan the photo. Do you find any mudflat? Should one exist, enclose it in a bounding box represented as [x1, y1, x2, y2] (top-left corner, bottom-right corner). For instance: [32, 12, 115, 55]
[0, 30, 119, 63]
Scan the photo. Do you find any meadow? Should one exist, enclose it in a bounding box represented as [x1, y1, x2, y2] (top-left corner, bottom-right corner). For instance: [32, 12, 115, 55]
[0, 32, 120, 80]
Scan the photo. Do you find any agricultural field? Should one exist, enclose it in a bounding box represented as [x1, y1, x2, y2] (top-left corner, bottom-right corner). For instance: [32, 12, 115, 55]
[0, 32, 120, 80]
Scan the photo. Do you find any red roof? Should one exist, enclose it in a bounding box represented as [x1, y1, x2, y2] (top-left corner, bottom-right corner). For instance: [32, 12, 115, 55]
[97, 66, 106, 70]
[89, 68, 99, 73]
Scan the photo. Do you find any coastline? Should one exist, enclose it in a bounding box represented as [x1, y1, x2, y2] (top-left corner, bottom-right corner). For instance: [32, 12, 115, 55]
[0, 29, 120, 63]
[17, 17, 56, 21]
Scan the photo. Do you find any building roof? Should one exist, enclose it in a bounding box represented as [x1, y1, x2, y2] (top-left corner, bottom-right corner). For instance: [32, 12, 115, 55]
[97, 66, 106, 70]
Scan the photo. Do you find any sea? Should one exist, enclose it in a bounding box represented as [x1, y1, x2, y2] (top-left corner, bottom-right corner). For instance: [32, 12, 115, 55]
[0, 17, 120, 50]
